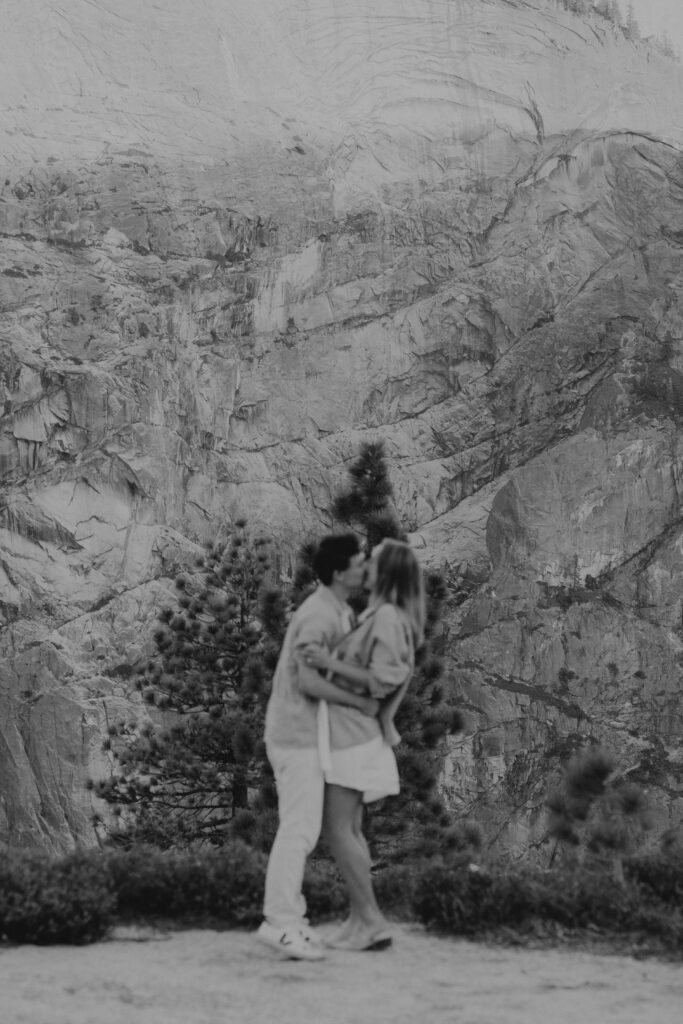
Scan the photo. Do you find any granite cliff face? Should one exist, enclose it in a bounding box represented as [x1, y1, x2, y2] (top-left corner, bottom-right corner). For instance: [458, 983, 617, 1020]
[1, 0, 683, 853]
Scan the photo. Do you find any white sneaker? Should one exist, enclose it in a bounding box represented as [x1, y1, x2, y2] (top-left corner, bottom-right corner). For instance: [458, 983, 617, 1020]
[298, 923, 324, 947]
[256, 922, 325, 961]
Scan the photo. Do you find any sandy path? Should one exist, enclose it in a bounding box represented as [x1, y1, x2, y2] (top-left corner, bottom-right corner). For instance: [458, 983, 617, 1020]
[1, 923, 681, 1024]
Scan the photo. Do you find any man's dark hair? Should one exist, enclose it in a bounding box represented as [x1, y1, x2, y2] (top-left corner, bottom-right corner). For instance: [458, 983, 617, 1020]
[313, 533, 361, 585]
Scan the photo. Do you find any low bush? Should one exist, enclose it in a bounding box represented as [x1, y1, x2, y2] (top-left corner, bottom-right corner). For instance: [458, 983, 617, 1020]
[2, 842, 683, 954]
[0, 850, 115, 945]
[411, 863, 541, 934]
[302, 860, 348, 921]
[373, 862, 420, 919]
[105, 842, 266, 926]
[625, 852, 683, 909]
[107, 843, 348, 926]
[410, 859, 683, 951]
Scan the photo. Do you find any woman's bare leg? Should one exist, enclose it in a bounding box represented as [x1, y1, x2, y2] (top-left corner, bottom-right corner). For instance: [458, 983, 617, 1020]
[352, 801, 371, 864]
[327, 800, 371, 943]
[323, 784, 389, 946]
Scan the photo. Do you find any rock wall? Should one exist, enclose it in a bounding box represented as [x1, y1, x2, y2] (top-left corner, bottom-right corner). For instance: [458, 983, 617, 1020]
[1, 0, 683, 853]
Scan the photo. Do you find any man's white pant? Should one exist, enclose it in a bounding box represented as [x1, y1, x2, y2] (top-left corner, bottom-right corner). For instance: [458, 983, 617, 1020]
[263, 744, 324, 929]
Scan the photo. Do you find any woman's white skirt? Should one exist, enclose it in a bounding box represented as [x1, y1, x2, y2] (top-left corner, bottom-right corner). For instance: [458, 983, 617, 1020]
[324, 735, 400, 804]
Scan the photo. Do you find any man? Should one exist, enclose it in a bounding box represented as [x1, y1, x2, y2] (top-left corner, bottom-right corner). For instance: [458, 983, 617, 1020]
[256, 533, 377, 960]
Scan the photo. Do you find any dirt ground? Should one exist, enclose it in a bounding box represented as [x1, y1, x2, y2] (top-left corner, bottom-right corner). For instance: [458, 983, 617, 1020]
[1, 922, 681, 1024]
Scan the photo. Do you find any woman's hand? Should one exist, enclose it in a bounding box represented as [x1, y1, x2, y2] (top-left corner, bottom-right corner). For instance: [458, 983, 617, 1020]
[302, 644, 333, 671]
[358, 696, 380, 718]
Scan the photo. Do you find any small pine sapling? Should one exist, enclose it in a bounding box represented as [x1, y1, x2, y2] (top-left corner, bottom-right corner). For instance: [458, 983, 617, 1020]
[546, 745, 652, 883]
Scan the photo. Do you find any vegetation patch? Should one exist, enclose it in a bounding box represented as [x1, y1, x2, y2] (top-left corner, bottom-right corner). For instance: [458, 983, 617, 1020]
[0, 850, 116, 945]
[1, 843, 682, 955]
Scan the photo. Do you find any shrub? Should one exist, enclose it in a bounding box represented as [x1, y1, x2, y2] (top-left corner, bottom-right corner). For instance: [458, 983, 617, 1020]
[0, 851, 115, 945]
[2, 843, 683, 954]
[409, 858, 683, 952]
[106, 843, 402, 928]
[105, 842, 266, 926]
[302, 860, 348, 920]
[411, 863, 486, 933]
[563, 870, 640, 929]
[104, 845, 189, 918]
[412, 863, 560, 935]
[625, 852, 683, 910]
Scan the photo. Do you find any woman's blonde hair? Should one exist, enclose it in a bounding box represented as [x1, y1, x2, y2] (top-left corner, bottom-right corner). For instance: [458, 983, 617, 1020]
[372, 539, 425, 646]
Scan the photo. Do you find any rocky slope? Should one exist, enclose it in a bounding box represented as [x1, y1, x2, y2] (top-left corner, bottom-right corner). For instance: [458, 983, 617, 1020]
[1, 0, 683, 853]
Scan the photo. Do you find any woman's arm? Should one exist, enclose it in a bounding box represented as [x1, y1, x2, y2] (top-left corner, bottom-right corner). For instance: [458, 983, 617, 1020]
[303, 645, 375, 690]
[304, 612, 412, 696]
[378, 675, 411, 746]
[297, 660, 379, 717]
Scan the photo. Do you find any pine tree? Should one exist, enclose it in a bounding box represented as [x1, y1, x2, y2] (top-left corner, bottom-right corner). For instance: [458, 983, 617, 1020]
[94, 521, 283, 849]
[332, 440, 463, 863]
[332, 440, 406, 549]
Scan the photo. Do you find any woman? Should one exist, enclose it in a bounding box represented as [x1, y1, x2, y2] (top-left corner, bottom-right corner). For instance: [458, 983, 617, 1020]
[304, 538, 425, 951]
